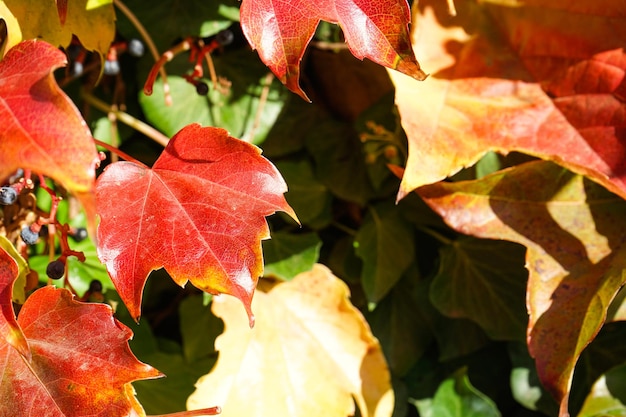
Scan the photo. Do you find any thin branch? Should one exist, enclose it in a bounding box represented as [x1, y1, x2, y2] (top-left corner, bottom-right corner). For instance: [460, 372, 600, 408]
[81, 91, 169, 147]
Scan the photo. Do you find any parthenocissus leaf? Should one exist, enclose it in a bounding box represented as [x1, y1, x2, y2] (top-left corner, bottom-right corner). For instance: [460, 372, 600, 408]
[393, 0, 626, 201]
[96, 123, 297, 325]
[418, 161, 626, 416]
[4, 0, 115, 57]
[240, 0, 426, 100]
[187, 264, 394, 417]
[0, 245, 161, 416]
[0, 40, 98, 194]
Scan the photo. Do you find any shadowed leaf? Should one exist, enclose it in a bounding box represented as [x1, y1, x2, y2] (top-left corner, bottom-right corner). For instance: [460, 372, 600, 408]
[418, 160, 626, 415]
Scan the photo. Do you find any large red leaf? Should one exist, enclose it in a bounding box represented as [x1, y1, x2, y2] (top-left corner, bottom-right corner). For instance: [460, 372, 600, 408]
[0, 40, 98, 194]
[96, 124, 297, 324]
[418, 161, 626, 416]
[240, 0, 427, 100]
[392, 0, 626, 200]
[0, 247, 161, 416]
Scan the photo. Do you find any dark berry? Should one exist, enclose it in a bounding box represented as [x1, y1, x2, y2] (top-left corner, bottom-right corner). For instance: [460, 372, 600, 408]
[196, 81, 209, 96]
[127, 38, 145, 57]
[71, 227, 88, 242]
[46, 259, 65, 280]
[0, 186, 17, 205]
[20, 226, 39, 245]
[103, 59, 120, 76]
[215, 29, 234, 46]
[88, 279, 103, 293]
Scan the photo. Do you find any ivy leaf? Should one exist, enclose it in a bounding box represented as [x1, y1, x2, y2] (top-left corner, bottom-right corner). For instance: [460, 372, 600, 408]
[355, 202, 415, 305]
[187, 264, 394, 417]
[0, 40, 98, 194]
[240, 0, 427, 100]
[392, 0, 626, 200]
[96, 124, 297, 324]
[411, 368, 500, 417]
[4, 0, 115, 57]
[418, 161, 626, 416]
[431, 237, 527, 341]
[0, 246, 161, 416]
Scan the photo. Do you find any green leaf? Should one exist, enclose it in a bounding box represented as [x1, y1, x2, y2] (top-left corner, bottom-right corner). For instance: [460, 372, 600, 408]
[112, 292, 215, 415]
[140, 49, 288, 145]
[179, 294, 223, 364]
[367, 268, 433, 376]
[275, 160, 332, 228]
[508, 341, 559, 416]
[355, 203, 415, 304]
[262, 232, 322, 280]
[430, 237, 527, 340]
[305, 114, 375, 204]
[411, 367, 501, 417]
[578, 365, 626, 417]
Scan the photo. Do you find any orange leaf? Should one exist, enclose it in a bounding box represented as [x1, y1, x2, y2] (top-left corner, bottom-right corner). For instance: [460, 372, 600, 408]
[0, 246, 161, 416]
[187, 264, 394, 417]
[240, 0, 426, 100]
[96, 124, 297, 324]
[392, 0, 626, 200]
[418, 161, 626, 416]
[0, 40, 98, 194]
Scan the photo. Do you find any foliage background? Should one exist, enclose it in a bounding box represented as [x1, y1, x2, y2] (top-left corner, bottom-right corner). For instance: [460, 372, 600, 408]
[6, 0, 626, 416]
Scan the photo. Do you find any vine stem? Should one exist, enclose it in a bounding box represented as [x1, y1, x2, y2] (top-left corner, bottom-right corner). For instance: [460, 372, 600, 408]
[92, 138, 149, 169]
[113, 0, 172, 105]
[81, 91, 169, 147]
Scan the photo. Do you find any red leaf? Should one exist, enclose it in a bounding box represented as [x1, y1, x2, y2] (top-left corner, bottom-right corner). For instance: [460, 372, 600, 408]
[0, 248, 161, 416]
[96, 124, 297, 324]
[240, 0, 427, 100]
[56, 0, 68, 25]
[0, 40, 98, 194]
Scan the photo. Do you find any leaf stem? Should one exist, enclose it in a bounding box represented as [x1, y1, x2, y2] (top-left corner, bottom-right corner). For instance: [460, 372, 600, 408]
[417, 225, 454, 246]
[149, 407, 222, 417]
[92, 138, 149, 169]
[113, 0, 172, 105]
[80, 91, 169, 147]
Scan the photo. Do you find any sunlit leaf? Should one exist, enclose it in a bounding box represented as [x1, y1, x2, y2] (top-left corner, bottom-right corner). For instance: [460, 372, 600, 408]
[187, 264, 394, 417]
[4, 0, 114, 56]
[96, 124, 296, 323]
[240, 0, 426, 100]
[393, 0, 626, 201]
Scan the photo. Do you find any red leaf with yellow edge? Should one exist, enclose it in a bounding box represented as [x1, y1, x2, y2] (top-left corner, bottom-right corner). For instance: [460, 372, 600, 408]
[0, 40, 98, 194]
[0, 244, 28, 359]
[0, 245, 161, 416]
[240, 0, 426, 100]
[187, 264, 394, 417]
[96, 123, 297, 325]
[392, 0, 626, 200]
[417, 161, 626, 416]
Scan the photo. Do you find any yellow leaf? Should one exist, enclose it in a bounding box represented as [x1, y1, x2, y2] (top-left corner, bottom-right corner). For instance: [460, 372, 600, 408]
[187, 264, 394, 417]
[0, 236, 27, 304]
[4, 0, 114, 56]
[0, 1, 22, 58]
